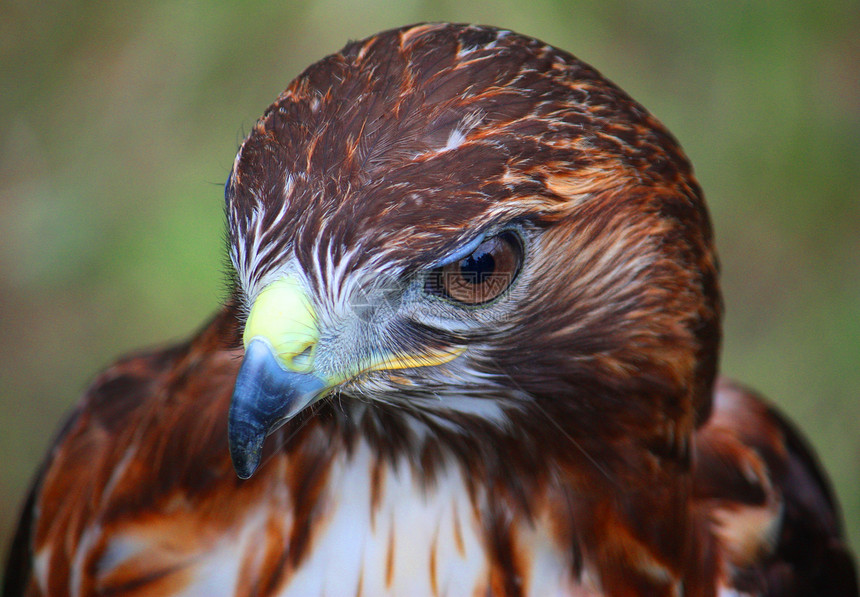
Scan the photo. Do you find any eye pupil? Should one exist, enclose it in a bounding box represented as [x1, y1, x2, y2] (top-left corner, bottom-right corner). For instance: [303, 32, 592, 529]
[424, 231, 523, 305]
[461, 251, 495, 284]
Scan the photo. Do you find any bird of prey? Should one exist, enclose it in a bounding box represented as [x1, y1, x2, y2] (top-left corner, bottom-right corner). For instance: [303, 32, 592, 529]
[4, 22, 857, 597]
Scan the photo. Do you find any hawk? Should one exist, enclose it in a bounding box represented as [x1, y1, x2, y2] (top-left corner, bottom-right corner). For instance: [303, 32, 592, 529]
[4, 23, 857, 597]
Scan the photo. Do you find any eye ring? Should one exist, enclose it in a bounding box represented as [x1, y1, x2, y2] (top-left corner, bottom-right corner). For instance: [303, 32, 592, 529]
[424, 231, 523, 305]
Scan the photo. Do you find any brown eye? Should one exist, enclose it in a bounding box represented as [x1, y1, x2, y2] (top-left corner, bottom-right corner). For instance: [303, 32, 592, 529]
[425, 232, 523, 305]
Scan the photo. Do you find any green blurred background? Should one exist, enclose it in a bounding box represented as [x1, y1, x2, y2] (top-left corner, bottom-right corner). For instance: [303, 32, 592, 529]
[1, 0, 858, 576]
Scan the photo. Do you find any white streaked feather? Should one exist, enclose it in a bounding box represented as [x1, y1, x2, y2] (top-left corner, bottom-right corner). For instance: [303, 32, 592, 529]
[87, 437, 604, 596]
[443, 128, 466, 152]
[180, 539, 243, 596]
[32, 547, 52, 595]
[279, 441, 491, 597]
[71, 523, 103, 597]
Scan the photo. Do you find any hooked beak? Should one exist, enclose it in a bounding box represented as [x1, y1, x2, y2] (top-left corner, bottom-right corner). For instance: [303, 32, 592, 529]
[228, 337, 325, 479]
[228, 274, 464, 478]
[229, 275, 325, 479]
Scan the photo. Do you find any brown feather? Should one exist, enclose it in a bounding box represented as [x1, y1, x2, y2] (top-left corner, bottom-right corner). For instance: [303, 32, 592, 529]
[5, 23, 855, 597]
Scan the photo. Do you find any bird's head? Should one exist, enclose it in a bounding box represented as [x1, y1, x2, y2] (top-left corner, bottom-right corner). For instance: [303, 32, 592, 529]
[224, 23, 721, 479]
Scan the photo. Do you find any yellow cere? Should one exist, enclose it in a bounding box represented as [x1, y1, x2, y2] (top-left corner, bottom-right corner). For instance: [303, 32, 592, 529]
[243, 275, 465, 382]
[243, 276, 319, 373]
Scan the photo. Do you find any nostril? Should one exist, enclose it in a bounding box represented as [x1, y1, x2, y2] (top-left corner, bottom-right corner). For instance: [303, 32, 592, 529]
[290, 344, 314, 370]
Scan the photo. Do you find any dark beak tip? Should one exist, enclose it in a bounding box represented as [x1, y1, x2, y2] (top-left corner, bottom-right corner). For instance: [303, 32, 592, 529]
[228, 420, 265, 479]
[227, 338, 327, 479]
[234, 462, 258, 481]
